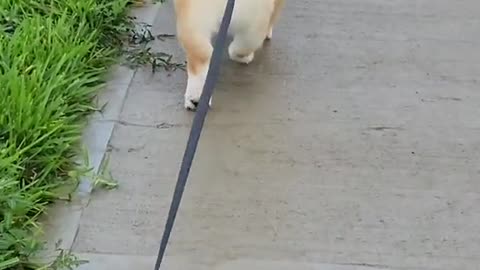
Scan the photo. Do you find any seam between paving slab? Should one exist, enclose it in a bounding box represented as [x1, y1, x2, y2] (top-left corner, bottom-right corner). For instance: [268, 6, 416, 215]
[39, 1, 164, 259]
[75, 253, 397, 270]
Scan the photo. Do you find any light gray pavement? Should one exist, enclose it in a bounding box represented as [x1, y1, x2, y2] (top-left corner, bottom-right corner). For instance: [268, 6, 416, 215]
[68, 0, 480, 269]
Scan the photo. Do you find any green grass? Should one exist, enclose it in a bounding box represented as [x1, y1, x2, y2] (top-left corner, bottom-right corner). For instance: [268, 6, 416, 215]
[0, 0, 136, 268]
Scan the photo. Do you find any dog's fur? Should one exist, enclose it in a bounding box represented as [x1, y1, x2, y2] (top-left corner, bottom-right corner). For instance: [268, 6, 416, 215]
[174, 0, 285, 109]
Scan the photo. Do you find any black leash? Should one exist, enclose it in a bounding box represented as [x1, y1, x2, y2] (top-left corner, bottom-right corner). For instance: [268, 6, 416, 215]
[153, 0, 236, 269]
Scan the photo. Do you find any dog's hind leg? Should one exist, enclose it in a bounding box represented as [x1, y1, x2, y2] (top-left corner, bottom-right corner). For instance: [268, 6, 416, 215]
[266, 0, 285, 40]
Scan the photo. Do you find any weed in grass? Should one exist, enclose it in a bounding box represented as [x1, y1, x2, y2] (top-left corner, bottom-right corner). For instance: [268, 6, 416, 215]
[31, 241, 88, 270]
[41, 249, 88, 270]
[71, 149, 118, 192]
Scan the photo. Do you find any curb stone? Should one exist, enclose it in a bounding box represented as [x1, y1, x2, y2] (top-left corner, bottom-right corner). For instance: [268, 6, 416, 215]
[37, 0, 163, 263]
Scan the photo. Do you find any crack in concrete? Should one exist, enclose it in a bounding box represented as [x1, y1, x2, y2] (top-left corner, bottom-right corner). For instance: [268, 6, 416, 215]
[337, 262, 390, 269]
[367, 126, 404, 131]
[114, 119, 182, 129]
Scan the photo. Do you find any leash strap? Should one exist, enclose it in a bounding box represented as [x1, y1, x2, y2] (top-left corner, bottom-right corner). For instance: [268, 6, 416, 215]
[153, 0, 236, 269]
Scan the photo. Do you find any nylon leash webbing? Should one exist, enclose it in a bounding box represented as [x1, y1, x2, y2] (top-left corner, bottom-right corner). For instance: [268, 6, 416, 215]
[153, 0, 236, 269]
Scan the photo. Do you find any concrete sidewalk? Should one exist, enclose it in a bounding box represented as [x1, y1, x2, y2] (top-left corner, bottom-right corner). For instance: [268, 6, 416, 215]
[55, 0, 480, 269]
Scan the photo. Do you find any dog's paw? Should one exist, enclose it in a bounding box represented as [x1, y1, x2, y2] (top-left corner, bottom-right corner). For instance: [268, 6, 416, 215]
[184, 68, 210, 110]
[229, 51, 255, 65]
[184, 94, 212, 111]
[184, 97, 198, 110]
[184, 77, 203, 110]
[266, 27, 273, 40]
[228, 43, 255, 64]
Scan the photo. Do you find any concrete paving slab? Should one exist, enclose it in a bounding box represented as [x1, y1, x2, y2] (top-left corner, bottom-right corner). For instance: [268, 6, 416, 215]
[75, 254, 155, 270]
[71, 124, 186, 254]
[71, 0, 480, 270]
[75, 253, 394, 270]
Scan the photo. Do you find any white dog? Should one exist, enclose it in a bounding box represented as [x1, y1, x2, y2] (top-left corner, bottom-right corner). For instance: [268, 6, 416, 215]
[174, 0, 285, 110]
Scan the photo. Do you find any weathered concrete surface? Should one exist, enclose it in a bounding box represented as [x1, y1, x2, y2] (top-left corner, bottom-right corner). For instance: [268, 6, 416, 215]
[72, 0, 480, 269]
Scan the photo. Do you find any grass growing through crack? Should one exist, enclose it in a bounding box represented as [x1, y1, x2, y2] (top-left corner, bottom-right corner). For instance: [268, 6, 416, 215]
[0, 0, 139, 268]
[125, 47, 186, 72]
[123, 22, 186, 72]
